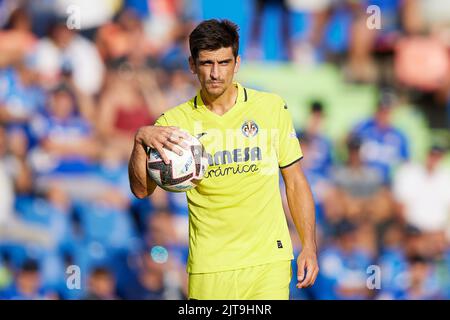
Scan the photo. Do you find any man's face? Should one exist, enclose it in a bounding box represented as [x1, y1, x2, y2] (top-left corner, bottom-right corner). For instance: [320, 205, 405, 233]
[90, 274, 115, 297]
[17, 271, 40, 295]
[427, 150, 444, 169]
[375, 107, 391, 128]
[189, 47, 240, 98]
[50, 90, 74, 119]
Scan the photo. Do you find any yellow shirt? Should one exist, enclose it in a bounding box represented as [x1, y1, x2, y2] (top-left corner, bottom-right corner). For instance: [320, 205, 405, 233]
[155, 82, 303, 273]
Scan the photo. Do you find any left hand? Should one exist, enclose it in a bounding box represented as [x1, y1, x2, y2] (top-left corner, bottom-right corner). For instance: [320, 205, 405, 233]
[296, 247, 319, 289]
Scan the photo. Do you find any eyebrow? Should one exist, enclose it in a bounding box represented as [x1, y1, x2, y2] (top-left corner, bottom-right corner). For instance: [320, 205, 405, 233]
[198, 58, 233, 64]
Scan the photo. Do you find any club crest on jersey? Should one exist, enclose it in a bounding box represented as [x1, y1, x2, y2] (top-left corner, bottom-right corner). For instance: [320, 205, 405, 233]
[241, 120, 259, 137]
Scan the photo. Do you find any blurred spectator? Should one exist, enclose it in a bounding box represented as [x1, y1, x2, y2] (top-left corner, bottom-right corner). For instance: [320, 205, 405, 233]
[312, 219, 374, 299]
[395, 33, 450, 129]
[96, 9, 153, 67]
[134, 251, 170, 300]
[399, 255, 444, 299]
[299, 101, 333, 177]
[123, 249, 187, 300]
[0, 259, 56, 299]
[325, 135, 393, 227]
[0, 127, 53, 248]
[346, 0, 406, 84]
[84, 266, 118, 300]
[29, 81, 99, 179]
[333, 135, 383, 198]
[393, 145, 450, 255]
[376, 222, 408, 297]
[0, 118, 33, 194]
[284, 0, 325, 66]
[52, 0, 121, 37]
[0, 6, 37, 67]
[393, 0, 450, 129]
[146, 208, 185, 247]
[0, 59, 45, 146]
[377, 224, 448, 299]
[33, 18, 104, 94]
[350, 90, 409, 183]
[294, 0, 362, 66]
[248, 0, 293, 60]
[142, 0, 185, 56]
[97, 67, 164, 162]
[395, 37, 449, 94]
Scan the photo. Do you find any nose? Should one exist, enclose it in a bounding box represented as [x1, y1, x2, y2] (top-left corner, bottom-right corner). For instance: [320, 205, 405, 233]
[210, 62, 219, 80]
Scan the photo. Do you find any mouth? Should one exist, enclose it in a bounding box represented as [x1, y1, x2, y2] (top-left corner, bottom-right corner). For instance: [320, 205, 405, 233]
[208, 81, 223, 87]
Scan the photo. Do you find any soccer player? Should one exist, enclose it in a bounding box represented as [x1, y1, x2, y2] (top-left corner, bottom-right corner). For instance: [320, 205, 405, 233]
[128, 19, 318, 300]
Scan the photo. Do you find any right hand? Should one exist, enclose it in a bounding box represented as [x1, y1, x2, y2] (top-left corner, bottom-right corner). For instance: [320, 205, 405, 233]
[135, 126, 189, 164]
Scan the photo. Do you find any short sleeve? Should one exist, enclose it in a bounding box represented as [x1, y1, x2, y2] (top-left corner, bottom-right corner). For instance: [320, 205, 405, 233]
[277, 100, 303, 168]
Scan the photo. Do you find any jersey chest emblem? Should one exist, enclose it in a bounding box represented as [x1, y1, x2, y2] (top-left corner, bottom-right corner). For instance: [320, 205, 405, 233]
[241, 120, 259, 137]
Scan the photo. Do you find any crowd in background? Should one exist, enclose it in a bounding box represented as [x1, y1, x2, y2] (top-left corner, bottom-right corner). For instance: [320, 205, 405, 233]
[0, 0, 449, 299]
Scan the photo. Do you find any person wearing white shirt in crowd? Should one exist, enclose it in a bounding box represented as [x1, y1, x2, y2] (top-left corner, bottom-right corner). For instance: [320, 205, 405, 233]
[393, 145, 450, 256]
[33, 18, 104, 95]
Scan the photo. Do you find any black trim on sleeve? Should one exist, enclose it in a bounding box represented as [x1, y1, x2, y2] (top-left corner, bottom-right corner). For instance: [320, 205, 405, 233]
[243, 88, 248, 102]
[194, 96, 197, 108]
[279, 156, 303, 169]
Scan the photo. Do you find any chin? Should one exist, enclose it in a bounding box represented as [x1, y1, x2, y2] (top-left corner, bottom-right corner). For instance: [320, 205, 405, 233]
[206, 86, 225, 97]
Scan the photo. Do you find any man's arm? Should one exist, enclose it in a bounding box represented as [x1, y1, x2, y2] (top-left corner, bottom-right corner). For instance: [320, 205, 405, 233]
[128, 125, 188, 199]
[128, 134, 157, 199]
[281, 161, 319, 288]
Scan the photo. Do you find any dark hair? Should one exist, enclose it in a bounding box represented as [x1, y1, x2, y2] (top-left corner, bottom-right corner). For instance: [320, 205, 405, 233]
[333, 219, 358, 238]
[347, 134, 362, 150]
[91, 266, 112, 278]
[310, 100, 324, 113]
[21, 259, 39, 272]
[408, 254, 429, 264]
[189, 19, 239, 61]
[429, 144, 446, 155]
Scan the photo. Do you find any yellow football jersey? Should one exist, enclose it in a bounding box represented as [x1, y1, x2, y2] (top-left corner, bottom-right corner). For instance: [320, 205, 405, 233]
[155, 82, 303, 273]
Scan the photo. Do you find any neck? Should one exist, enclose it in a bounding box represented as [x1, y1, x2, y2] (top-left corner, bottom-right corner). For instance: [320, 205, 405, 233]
[201, 83, 238, 116]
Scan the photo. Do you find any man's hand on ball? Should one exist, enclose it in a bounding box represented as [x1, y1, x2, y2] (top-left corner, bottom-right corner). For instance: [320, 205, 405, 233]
[136, 126, 189, 164]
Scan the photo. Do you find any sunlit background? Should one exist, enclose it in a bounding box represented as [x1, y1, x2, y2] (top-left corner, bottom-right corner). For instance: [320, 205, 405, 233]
[0, 0, 449, 300]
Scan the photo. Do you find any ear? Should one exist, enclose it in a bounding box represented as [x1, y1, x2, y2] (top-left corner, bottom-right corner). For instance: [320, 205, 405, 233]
[234, 55, 241, 74]
[188, 56, 197, 75]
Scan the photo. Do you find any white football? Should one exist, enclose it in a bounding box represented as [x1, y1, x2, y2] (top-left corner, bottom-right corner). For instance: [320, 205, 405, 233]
[147, 133, 209, 192]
